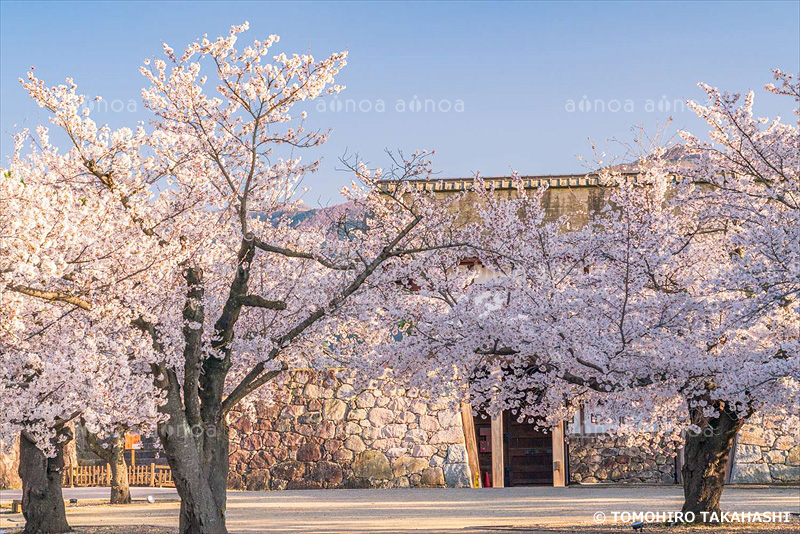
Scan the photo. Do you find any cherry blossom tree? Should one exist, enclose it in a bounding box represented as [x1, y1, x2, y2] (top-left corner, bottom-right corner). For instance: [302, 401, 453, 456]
[365, 72, 798, 519]
[674, 69, 800, 515]
[1, 141, 163, 532]
[4, 18, 795, 532]
[2, 23, 479, 534]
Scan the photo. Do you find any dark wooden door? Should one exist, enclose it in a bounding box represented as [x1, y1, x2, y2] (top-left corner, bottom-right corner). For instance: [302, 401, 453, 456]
[504, 411, 553, 486]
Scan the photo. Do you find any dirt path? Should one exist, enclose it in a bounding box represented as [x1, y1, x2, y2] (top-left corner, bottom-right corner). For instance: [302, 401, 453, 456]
[1, 486, 798, 533]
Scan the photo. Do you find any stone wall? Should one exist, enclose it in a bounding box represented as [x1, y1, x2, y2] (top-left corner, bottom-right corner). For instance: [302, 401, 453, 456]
[567, 434, 677, 485]
[0, 439, 21, 489]
[0, 432, 76, 489]
[731, 423, 800, 484]
[432, 184, 609, 228]
[228, 370, 472, 490]
[568, 422, 800, 486]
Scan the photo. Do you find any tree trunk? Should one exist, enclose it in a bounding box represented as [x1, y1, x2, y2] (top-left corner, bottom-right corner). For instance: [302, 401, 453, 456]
[62, 424, 77, 486]
[681, 402, 744, 520]
[85, 431, 131, 504]
[201, 419, 230, 522]
[108, 435, 131, 505]
[18, 431, 72, 534]
[159, 410, 228, 534]
[152, 252, 246, 534]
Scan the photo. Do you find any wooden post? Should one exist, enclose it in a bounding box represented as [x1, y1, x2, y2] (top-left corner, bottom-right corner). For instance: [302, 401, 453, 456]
[149, 463, 156, 487]
[106, 463, 111, 486]
[68, 464, 74, 488]
[552, 421, 566, 487]
[460, 403, 482, 488]
[130, 448, 135, 467]
[491, 412, 504, 488]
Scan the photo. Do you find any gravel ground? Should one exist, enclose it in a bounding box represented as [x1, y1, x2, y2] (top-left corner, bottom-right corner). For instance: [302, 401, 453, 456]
[2, 528, 175, 534]
[482, 522, 800, 532]
[4, 524, 800, 534]
[1, 486, 797, 533]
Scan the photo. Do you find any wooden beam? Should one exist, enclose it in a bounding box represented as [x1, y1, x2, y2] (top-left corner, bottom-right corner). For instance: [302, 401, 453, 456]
[491, 412, 504, 488]
[552, 420, 566, 487]
[460, 403, 482, 488]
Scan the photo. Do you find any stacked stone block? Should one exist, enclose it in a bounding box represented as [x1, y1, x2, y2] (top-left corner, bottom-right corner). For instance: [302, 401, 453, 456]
[227, 370, 472, 490]
[731, 423, 800, 484]
[567, 434, 677, 484]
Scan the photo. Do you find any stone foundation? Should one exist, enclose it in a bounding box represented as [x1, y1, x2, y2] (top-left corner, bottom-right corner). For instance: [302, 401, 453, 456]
[6, 379, 794, 491]
[731, 423, 800, 484]
[567, 434, 677, 484]
[228, 370, 472, 490]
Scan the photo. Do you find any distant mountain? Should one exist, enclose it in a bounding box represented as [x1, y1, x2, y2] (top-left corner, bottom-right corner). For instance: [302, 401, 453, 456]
[251, 200, 361, 229]
[603, 144, 700, 173]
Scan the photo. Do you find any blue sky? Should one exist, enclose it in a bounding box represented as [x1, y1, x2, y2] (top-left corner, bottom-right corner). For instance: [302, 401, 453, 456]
[1, 1, 798, 203]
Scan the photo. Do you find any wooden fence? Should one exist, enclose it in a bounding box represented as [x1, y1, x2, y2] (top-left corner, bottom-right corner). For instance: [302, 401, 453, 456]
[64, 463, 174, 488]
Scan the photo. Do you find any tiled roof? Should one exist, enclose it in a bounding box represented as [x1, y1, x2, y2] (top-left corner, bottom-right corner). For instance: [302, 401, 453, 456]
[378, 172, 642, 192]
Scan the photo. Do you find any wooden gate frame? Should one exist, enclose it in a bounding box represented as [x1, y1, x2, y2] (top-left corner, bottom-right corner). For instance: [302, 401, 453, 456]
[460, 403, 482, 487]
[478, 412, 567, 488]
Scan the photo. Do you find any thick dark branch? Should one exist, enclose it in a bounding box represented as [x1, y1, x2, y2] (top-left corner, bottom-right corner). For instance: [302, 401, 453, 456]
[54, 410, 83, 430]
[131, 317, 165, 355]
[475, 345, 518, 356]
[182, 267, 205, 428]
[474, 344, 654, 393]
[556, 332, 607, 375]
[238, 295, 287, 310]
[220, 362, 287, 416]
[85, 431, 113, 463]
[224, 214, 425, 414]
[253, 238, 354, 270]
[276, 215, 424, 351]
[210, 237, 256, 356]
[389, 242, 470, 257]
[84, 159, 167, 244]
[200, 235, 256, 424]
[130, 317, 172, 393]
